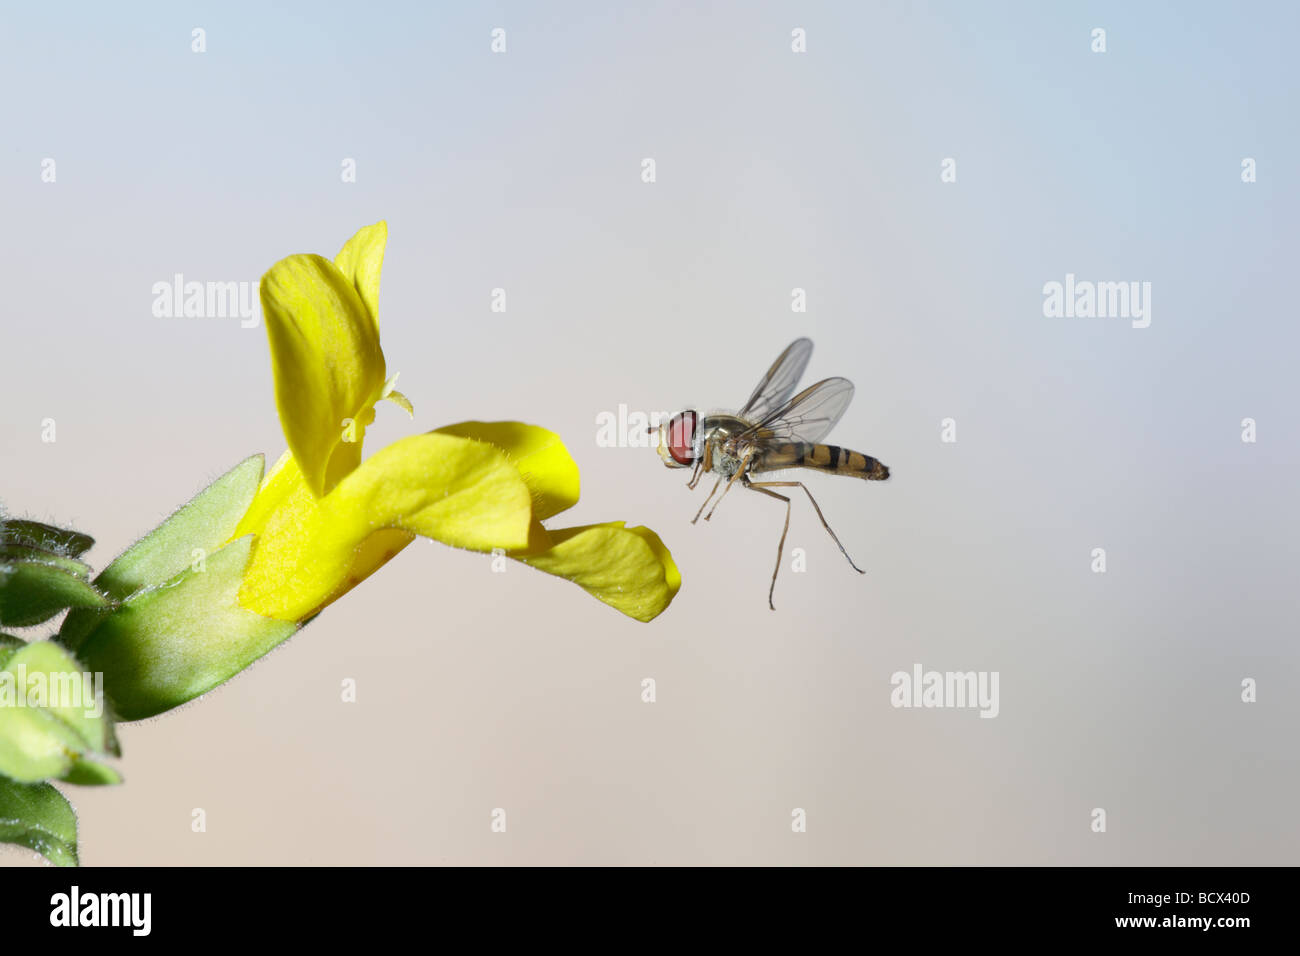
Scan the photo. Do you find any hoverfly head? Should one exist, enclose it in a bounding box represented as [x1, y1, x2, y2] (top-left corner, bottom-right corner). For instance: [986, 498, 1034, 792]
[655, 410, 699, 468]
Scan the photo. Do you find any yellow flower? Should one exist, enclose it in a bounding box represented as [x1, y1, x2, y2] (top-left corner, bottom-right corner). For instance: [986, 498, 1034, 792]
[65, 222, 679, 721]
[237, 221, 680, 624]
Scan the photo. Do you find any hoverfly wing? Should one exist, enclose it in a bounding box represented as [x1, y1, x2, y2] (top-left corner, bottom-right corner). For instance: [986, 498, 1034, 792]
[737, 338, 814, 424]
[739, 376, 854, 445]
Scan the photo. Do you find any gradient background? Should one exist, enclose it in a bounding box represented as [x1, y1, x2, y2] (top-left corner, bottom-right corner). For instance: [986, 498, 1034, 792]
[2, 1, 1297, 865]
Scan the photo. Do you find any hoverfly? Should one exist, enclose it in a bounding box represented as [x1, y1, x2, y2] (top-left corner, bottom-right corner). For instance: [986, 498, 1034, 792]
[652, 338, 889, 609]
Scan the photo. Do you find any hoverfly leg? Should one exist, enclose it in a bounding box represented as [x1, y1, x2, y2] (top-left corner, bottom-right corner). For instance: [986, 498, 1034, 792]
[741, 476, 791, 610]
[686, 458, 704, 490]
[746, 480, 865, 575]
[704, 453, 752, 522]
[692, 477, 722, 524]
[689, 443, 714, 490]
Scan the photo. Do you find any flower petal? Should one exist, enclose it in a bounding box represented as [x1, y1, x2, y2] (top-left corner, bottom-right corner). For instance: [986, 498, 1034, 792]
[261, 253, 386, 497]
[434, 421, 580, 521]
[333, 221, 387, 328]
[237, 432, 536, 621]
[513, 521, 681, 623]
[230, 449, 297, 538]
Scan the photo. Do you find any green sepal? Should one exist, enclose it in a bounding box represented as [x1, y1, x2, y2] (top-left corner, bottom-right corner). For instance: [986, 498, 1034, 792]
[75, 536, 298, 721]
[61, 454, 266, 650]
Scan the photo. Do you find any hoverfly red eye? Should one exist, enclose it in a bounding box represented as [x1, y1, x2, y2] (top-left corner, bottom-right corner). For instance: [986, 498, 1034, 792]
[667, 411, 698, 465]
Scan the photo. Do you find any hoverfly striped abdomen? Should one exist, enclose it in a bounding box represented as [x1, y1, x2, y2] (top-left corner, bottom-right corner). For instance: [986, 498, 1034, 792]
[755, 442, 889, 481]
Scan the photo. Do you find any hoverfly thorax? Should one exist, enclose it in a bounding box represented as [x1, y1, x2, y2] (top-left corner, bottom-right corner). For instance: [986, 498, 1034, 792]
[656, 410, 700, 468]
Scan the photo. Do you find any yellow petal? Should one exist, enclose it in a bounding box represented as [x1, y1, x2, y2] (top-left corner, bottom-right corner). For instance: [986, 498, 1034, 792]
[333, 221, 387, 327]
[237, 433, 534, 621]
[434, 422, 580, 521]
[231, 449, 297, 540]
[338, 527, 417, 605]
[260, 253, 387, 497]
[513, 521, 681, 623]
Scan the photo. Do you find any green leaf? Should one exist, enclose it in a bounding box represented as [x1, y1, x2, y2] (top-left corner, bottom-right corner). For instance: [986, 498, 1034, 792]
[61, 454, 266, 650]
[4, 641, 114, 754]
[0, 543, 91, 577]
[61, 757, 122, 786]
[0, 519, 94, 559]
[76, 536, 298, 721]
[0, 707, 84, 782]
[0, 548, 111, 627]
[0, 634, 22, 663]
[0, 778, 78, 866]
[0, 641, 117, 782]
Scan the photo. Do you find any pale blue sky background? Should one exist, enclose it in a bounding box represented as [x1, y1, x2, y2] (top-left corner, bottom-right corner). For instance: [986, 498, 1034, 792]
[2, 1, 1297, 864]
